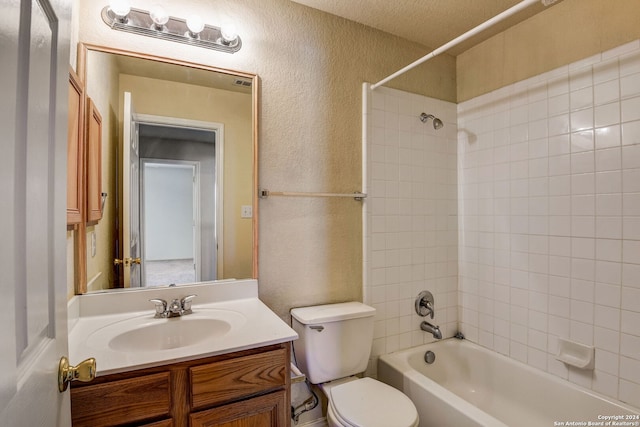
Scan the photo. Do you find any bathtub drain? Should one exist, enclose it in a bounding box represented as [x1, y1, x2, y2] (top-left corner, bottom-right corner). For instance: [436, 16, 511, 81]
[424, 350, 436, 364]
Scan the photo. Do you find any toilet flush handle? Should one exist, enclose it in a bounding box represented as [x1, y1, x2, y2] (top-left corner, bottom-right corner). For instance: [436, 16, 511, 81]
[309, 325, 324, 332]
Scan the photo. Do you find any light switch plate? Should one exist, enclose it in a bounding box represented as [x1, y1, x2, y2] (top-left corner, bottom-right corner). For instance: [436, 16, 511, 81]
[241, 205, 253, 218]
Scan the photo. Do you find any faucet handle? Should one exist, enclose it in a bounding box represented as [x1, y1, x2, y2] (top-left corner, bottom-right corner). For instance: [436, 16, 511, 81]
[150, 298, 167, 317]
[415, 291, 435, 319]
[180, 294, 197, 312]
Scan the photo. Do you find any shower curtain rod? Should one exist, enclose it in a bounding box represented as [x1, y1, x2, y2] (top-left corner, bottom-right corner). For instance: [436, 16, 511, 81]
[371, 0, 551, 90]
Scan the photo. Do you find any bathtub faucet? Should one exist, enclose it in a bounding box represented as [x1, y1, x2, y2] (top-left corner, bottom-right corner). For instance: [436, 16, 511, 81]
[420, 320, 442, 339]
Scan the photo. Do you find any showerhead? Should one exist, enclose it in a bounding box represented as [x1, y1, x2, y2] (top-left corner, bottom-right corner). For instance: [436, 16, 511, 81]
[419, 113, 444, 130]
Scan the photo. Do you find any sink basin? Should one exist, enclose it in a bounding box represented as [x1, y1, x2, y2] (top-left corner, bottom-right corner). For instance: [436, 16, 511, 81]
[87, 309, 246, 353]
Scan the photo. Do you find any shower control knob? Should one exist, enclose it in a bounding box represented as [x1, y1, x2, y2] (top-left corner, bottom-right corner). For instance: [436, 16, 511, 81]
[415, 290, 435, 318]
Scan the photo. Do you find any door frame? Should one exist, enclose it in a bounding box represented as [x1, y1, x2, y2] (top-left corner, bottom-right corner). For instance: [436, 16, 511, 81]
[135, 114, 224, 279]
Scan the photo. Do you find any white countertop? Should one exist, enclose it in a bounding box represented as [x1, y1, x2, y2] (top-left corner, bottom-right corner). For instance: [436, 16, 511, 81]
[68, 279, 298, 376]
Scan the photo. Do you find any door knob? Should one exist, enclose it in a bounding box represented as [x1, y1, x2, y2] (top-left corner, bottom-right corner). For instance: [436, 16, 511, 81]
[58, 356, 96, 392]
[113, 257, 141, 266]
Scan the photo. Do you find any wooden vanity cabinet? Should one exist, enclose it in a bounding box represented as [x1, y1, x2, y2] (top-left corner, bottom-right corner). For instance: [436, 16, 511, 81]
[70, 343, 291, 427]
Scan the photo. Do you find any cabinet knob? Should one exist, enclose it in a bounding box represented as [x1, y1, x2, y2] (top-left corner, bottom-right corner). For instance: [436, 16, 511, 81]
[58, 356, 96, 392]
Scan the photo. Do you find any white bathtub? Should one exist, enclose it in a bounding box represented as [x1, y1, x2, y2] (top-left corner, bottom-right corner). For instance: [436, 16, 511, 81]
[378, 339, 640, 427]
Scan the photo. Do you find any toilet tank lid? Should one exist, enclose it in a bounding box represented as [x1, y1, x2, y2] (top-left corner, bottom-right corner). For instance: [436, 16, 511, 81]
[291, 302, 375, 324]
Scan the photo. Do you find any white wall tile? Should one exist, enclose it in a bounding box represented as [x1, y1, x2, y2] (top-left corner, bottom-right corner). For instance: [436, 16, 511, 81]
[457, 40, 640, 400]
[370, 40, 640, 398]
[595, 125, 621, 149]
[622, 120, 640, 146]
[622, 96, 640, 122]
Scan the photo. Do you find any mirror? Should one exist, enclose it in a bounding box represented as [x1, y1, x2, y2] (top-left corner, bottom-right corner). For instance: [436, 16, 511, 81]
[76, 44, 257, 294]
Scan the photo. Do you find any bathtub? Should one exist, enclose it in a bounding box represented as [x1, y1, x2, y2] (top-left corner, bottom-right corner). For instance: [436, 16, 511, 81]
[378, 339, 640, 427]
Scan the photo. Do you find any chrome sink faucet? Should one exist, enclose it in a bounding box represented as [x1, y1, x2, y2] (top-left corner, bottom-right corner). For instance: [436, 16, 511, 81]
[150, 294, 197, 318]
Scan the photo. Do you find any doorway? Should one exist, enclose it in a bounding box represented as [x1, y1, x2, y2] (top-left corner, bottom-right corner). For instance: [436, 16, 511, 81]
[132, 116, 222, 287]
[141, 160, 199, 286]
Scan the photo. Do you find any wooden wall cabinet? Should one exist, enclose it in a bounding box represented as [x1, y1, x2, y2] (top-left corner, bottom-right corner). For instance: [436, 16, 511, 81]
[67, 75, 103, 227]
[67, 69, 84, 226]
[86, 97, 103, 223]
[70, 343, 291, 427]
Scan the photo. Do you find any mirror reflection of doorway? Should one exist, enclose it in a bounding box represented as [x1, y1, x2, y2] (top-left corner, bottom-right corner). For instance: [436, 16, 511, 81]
[141, 160, 199, 286]
[134, 121, 221, 287]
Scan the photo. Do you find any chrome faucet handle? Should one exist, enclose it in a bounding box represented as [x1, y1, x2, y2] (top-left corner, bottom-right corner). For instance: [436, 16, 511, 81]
[425, 301, 435, 319]
[415, 290, 435, 319]
[180, 294, 197, 314]
[150, 298, 168, 318]
[169, 299, 183, 314]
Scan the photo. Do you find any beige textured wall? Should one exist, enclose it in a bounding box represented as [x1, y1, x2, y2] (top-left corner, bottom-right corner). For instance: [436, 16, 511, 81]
[77, 0, 456, 318]
[457, 0, 640, 101]
[85, 51, 119, 292]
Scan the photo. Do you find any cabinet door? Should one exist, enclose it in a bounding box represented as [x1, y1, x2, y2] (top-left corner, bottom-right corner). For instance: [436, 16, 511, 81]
[189, 390, 287, 427]
[67, 68, 84, 225]
[71, 371, 171, 427]
[86, 97, 103, 223]
[191, 348, 287, 410]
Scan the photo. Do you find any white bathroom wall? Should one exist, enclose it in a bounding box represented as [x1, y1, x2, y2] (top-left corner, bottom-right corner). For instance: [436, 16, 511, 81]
[364, 86, 458, 376]
[143, 164, 194, 261]
[457, 39, 640, 408]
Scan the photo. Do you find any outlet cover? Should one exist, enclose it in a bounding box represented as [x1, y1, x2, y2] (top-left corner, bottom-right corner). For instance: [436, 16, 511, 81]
[241, 205, 253, 218]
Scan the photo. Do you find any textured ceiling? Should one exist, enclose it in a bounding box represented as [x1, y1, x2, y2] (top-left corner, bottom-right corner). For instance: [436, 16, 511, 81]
[289, 0, 559, 56]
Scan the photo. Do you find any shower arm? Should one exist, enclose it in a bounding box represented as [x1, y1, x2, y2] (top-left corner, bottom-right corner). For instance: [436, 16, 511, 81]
[370, 0, 557, 90]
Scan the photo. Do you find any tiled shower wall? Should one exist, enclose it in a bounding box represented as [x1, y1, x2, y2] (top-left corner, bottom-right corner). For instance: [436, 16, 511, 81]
[457, 40, 640, 408]
[364, 86, 458, 376]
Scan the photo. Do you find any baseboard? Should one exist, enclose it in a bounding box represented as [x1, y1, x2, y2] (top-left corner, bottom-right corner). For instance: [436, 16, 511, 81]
[297, 418, 327, 427]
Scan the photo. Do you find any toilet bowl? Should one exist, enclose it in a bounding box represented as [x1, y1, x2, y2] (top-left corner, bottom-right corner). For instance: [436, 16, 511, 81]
[321, 377, 419, 427]
[290, 302, 419, 427]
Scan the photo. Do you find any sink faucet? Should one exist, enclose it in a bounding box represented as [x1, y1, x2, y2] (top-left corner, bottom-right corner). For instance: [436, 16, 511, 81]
[150, 295, 197, 318]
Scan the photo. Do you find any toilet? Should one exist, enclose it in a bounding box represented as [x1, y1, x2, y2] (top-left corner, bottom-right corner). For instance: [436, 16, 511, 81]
[291, 302, 419, 427]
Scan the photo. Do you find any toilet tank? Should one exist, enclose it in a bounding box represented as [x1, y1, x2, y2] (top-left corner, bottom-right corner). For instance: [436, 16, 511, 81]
[290, 302, 376, 384]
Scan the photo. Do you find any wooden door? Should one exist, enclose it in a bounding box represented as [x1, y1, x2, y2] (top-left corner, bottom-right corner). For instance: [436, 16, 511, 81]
[122, 91, 141, 287]
[86, 97, 103, 223]
[0, 0, 72, 424]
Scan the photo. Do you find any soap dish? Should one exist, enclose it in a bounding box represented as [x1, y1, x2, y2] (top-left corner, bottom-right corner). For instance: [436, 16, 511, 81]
[555, 338, 595, 370]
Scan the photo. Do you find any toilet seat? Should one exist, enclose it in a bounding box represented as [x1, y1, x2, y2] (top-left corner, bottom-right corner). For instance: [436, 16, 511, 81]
[327, 377, 419, 427]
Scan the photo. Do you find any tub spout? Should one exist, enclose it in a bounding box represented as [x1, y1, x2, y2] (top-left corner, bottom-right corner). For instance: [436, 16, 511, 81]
[421, 320, 442, 339]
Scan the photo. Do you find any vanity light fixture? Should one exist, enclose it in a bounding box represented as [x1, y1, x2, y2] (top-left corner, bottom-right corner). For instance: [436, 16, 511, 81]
[109, 0, 130, 22]
[186, 15, 205, 38]
[149, 5, 169, 31]
[101, 2, 242, 53]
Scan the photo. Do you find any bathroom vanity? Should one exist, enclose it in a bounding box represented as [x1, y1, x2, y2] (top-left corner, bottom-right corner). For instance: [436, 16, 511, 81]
[71, 343, 289, 426]
[67, 279, 297, 427]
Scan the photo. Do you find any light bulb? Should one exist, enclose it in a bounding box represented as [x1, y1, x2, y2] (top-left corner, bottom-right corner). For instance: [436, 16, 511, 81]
[150, 5, 169, 28]
[220, 23, 238, 44]
[186, 15, 205, 36]
[109, 0, 130, 19]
